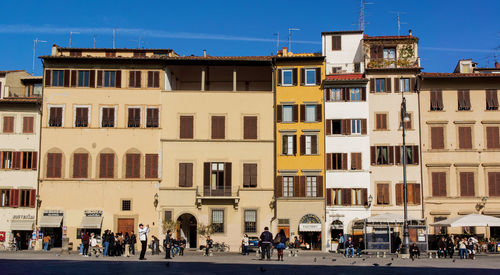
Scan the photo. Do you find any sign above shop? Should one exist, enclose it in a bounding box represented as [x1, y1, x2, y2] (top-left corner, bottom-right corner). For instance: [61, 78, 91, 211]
[12, 215, 35, 220]
[84, 210, 103, 217]
[299, 223, 322, 232]
[43, 210, 63, 216]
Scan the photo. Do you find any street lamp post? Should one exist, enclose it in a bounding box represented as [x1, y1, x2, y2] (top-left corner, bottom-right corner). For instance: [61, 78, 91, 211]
[400, 93, 410, 257]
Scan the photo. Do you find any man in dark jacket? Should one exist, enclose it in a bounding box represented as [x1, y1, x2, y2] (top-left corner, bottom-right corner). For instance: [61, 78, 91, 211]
[437, 237, 447, 258]
[259, 227, 273, 260]
[82, 232, 90, 256]
[164, 230, 172, 259]
[130, 231, 136, 255]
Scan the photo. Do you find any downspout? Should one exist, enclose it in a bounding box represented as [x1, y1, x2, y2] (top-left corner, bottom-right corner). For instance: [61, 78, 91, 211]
[417, 74, 425, 220]
[270, 59, 277, 229]
[35, 60, 45, 235]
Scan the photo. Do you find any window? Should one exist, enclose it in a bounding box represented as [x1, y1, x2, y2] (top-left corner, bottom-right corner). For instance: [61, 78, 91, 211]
[486, 127, 500, 149]
[431, 126, 445, 149]
[128, 108, 141, 128]
[461, 64, 471, 73]
[103, 71, 116, 87]
[281, 105, 294, 122]
[375, 114, 387, 130]
[129, 71, 142, 88]
[46, 153, 62, 178]
[145, 154, 158, 178]
[243, 163, 257, 187]
[179, 163, 193, 187]
[372, 146, 393, 165]
[400, 78, 410, 92]
[1, 152, 12, 169]
[243, 116, 257, 139]
[122, 200, 131, 211]
[212, 209, 224, 233]
[147, 71, 160, 88]
[396, 145, 419, 165]
[3, 116, 14, 133]
[351, 119, 362, 134]
[282, 135, 296, 155]
[377, 184, 390, 205]
[19, 190, 32, 207]
[23, 117, 34, 133]
[434, 217, 448, 235]
[458, 90, 471, 111]
[351, 153, 362, 170]
[49, 107, 63, 127]
[458, 126, 473, 149]
[489, 172, 500, 196]
[21, 152, 33, 169]
[331, 36, 341, 50]
[305, 69, 316, 85]
[99, 153, 114, 178]
[306, 176, 317, 197]
[75, 107, 89, 127]
[101, 107, 115, 127]
[352, 189, 363, 205]
[329, 88, 342, 102]
[486, 89, 499, 110]
[326, 153, 347, 170]
[460, 172, 475, 197]
[105, 51, 116, 57]
[395, 183, 421, 205]
[300, 135, 317, 155]
[125, 154, 140, 178]
[430, 90, 444, 111]
[77, 70, 90, 87]
[70, 51, 82, 57]
[244, 210, 257, 233]
[328, 120, 342, 135]
[432, 172, 447, 197]
[283, 176, 294, 197]
[1, 189, 11, 207]
[146, 108, 159, 128]
[164, 211, 172, 221]
[350, 88, 361, 101]
[211, 116, 225, 139]
[383, 48, 396, 67]
[331, 189, 342, 205]
[204, 162, 231, 196]
[376, 79, 385, 92]
[303, 104, 320, 122]
[179, 115, 193, 138]
[331, 67, 341, 73]
[73, 153, 88, 178]
[282, 69, 293, 86]
[52, 70, 64, 86]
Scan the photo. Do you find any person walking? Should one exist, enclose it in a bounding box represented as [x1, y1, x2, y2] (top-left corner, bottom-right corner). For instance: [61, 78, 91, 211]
[274, 229, 288, 261]
[138, 224, 150, 260]
[43, 235, 50, 251]
[15, 233, 21, 251]
[242, 234, 249, 255]
[164, 230, 172, 259]
[205, 236, 213, 256]
[123, 232, 131, 257]
[344, 237, 355, 257]
[259, 227, 273, 261]
[338, 233, 344, 253]
[102, 230, 109, 256]
[130, 231, 136, 255]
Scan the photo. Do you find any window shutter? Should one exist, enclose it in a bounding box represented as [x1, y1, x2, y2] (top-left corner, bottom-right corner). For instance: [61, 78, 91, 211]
[99, 154, 106, 178]
[412, 145, 419, 164]
[326, 120, 332, 135]
[383, 184, 390, 204]
[13, 152, 21, 170]
[316, 104, 322, 122]
[97, 70, 103, 87]
[344, 119, 351, 135]
[282, 135, 288, 154]
[115, 70, 121, 88]
[250, 164, 257, 187]
[437, 90, 444, 109]
[10, 189, 19, 208]
[299, 176, 306, 197]
[292, 68, 298, 86]
[410, 78, 416, 92]
[29, 189, 36, 208]
[276, 176, 283, 197]
[342, 188, 352, 205]
[460, 172, 468, 196]
[432, 172, 439, 196]
[291, 176, 299, 197]
[276, 105, 282, 123]
[361, 188, 367, 205]
[225, 163, 232, 192]
[431, 127, 444, 149]
[325, 89, 331, 101]
[316, 176, 323, 197]
[326, 153, 332, 170]
[361, 119, 367, 134]
[370, 146, 376, 165]
[179, 163, 186, 187]
[382, 114, 387, 130]
[386, 78, 391, 92]
[300, 68, 305, 86]
[361, 87, 366, 101]
[203, 162, 210, 189]
[299, 104, 305, 122]
[46, 153, 54, 177]
[71, 70, 77, 87]
[370, 78, 375, 93]
[487, 127, 500, 149]
[45, 70, 51, 87]
[326, 188, 332, 205]
[136, 71, 142, 87]
[292, 105, 298, 122]
[311, 135, 317, 155]
[439, 172, 447, 196]
[388, 146, 394, 165]
[180, 116, 194, 139]
[396, 184, 402, 205]
[300, 135, 305, 155]
[395, 78, 400, 92]
[343, 87, 350, 101]
[89, 70, 95, 87]
[489, 172, 496, 196]
[63, 70, 70, 87]
[31, 151, 38, 170]
[129, 71, 135, 87]
[377, 184, 384, 204]
[315, 68, 321, 85]
[277, 69, 282, 86]
[185, 162, 192, 187]
[153, 71, 160, 88]
[342, 153, 348, 170]
[73, 154, 80, 178]
[395, 146, 401, 165]
[145, 154, 158, 178]
[244, 116, 257, 139]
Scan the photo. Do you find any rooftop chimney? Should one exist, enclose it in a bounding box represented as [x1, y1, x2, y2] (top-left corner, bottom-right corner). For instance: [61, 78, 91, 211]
[495, 62, 500, 68]
[203, 50, 207, 57]
[409, 29, 412, 36]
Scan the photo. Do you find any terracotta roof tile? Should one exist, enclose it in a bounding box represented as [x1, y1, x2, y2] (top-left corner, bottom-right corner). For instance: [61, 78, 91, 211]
[326, 73, 365, 80]
[421, 72, 500, 78]
[40, 55, 273, 61]
[0, 97, 41, 104]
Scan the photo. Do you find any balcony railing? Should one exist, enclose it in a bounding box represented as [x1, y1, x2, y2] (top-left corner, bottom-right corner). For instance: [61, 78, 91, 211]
[203, 186, 232, 197]
[366, 58, 420, 69]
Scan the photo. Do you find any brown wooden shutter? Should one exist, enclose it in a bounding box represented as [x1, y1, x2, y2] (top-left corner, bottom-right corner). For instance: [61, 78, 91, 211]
[299, 176, 306, 197]
[326, 188, 332, 205]
[46, 153, 54, 177]
[203, 163, 210, 190]
[370, 78, 375, 93]
[388, 146, 394, 165]
[370, 146, 376, 165]
[31, 151, 38, 170]
[395, 78, 400, 92]
[342, 153, 348, 170]
[385, 78, 391, 92]
[276, 176, 283, 197]
[300, 68, 305, 86]
[299, 104, 305, 122]
[410, 78, 416, 92]
[315, 68, 321, 85]
[326, 153, 332, 170]
[382, 114, 387, 130]
[225, 163, 232, 193]
[432, 172, 439, 196]
[344, 119, 351, 135]
[153, 71, 160, 88]
[29, 189, 36, 208]
[282, 135, 288, 154]
[293, 176, 300, 197]
[311, 135, 317, 155]
[129, 71, 135, 87]
[300, 135, 305, 155]
[292, 68, 298, 86]
[395, 183, 403, 205]
[180, 116, 194, 139]
[487, 127, 500, 149]
[460, 172, 467, 196]
[293, 135, 297, 155]
[361, 188, 368, 205]
[63, 70, 70, 87]
[10, 189, 19, 208]
[276, 105, 282, 123]
[145, 154, 158, 178]
[414, 184, 421, 204]
[342, 188, 351, 205]
[243, 164, 250, 187]
[316, 176, 323, 197]
[97, 70, 103, 87]
[459, 126, 472, 149]
[277, 69, 282, 86]
[431, 127, 444, 149]
[377, 184, 384, 204]
[89, 70, 95, 87]
[395, 146, 401, 165]
[292, 105, 298, 122]
[316, 104, 322, 122]
[244, 116, 257, 139]
[326, 119, 332, 135]
[115, 70, 121, 88]
[325, 89, 331, 101]
[179, 163, 186, 187]
[54, 153, 62, 178]
[13, 152, 21, 170]
[71, 70, 77, 87]
[45, 69, 51, 87]
[250, 164, 257, 187]
[383, 184, 389, 204]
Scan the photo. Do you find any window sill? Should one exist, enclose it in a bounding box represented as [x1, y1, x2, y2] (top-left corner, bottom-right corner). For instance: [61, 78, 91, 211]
[429, 110, 445, 112]
[326, 134, 367, 137]
[302, 121, 322, 123]
[456, 109, 472, 112]
[454, 149, 475, 152]
[373, 129, 390, 131]
[485, 109, 499, 111]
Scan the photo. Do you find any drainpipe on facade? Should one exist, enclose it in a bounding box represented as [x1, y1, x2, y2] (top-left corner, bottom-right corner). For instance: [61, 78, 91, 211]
[35, 67, 44, 249]
[270, 60, 277, 230]
[416, 74, 425, 220]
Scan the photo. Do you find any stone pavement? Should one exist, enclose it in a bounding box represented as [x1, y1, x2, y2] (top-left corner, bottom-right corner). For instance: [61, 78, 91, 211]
[1, 250, 500, 274]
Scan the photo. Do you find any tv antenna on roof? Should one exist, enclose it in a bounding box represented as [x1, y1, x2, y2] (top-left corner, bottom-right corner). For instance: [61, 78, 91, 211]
[32, 38, 47, 75]
[131, 36, 144, 49]
[273, 32, 279, 54]
[93, 34, 97, 48]
[288, 28, 300, 52]
[359, 0, 373, 31]
[390, 11, 407, 35]
[69, 31, 80, 48]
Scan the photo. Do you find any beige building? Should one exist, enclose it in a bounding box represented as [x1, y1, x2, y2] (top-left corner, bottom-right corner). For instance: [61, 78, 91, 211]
[38, 46, 176, 247]
[0, 70, 42, 249]
[419, 60, 500, 238]
[159, 55, 274, 250]
[364, 33, 424, 248]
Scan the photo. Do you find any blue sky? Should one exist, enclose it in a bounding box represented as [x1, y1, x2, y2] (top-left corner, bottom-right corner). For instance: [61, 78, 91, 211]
[0, 0, 499, 76]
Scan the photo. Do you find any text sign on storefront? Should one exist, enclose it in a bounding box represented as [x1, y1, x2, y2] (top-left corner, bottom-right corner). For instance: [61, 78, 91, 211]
[299, 223, 322, 232]
[84, 210, 103, 217]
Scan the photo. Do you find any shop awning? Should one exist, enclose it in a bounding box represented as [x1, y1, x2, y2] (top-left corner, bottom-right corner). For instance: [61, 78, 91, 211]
[299, 223, 322, 232]
[39, 215, 63, 228]
[80, 216, 103, 229]
[11, 220, 34, 231]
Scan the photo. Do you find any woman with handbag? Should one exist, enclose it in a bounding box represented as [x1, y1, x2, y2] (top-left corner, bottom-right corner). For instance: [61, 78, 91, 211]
[274, 229, 288, 261]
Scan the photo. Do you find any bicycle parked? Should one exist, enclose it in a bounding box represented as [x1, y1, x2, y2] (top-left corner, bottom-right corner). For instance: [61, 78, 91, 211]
[213, 242, 230, 252]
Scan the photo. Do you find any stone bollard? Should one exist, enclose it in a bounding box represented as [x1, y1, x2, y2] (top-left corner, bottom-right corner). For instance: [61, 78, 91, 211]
[428, 252, 432, 259]
[61, 237, 69, 255]
[376, 251, 380, 258]
[383, 252, 386, 258]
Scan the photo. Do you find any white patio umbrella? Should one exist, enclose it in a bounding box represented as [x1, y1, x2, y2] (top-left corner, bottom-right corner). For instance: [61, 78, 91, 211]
[431, 213, 500, 227]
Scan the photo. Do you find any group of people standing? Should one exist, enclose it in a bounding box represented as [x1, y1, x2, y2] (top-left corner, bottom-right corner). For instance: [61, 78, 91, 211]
[437, 235, 478, 260]
[258, 227, 288, 261]
[162, 230, 187, 259]
[78, 230, 137, 257]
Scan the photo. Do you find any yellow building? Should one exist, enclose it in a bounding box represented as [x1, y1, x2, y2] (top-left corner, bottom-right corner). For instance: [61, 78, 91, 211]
[38, 46, 176, 247]
[274, 48, 326, 250]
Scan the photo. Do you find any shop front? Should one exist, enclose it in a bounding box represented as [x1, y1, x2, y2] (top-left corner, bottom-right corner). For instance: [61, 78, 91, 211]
[298, 214, 322, 250]
[76, 210, 103, 243]
[38, 210, 63, 248]
[10, 214, 35, 250]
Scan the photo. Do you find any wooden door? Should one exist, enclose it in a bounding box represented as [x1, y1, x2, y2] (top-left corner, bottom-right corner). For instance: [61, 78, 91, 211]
[117, 218, 135, 235]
